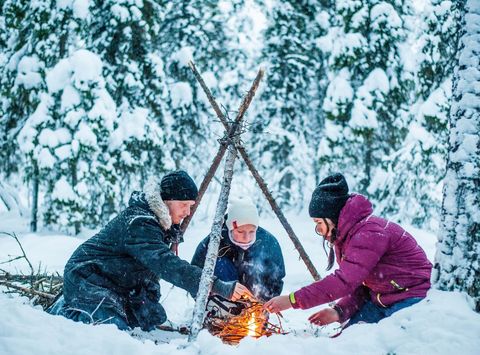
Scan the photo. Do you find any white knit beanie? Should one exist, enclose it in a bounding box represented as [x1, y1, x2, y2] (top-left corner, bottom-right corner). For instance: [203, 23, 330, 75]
[225, 199, 259, 230]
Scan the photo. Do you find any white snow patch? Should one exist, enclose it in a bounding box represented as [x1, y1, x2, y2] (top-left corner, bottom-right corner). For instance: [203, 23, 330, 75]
[171, 46, 194, 68]
[74, 121, 97, 147]
[170, 82, 193, 107]
[323, 69, 353, 116]
[16, 56, 43, 89]
[52, 177, 76, 202]
[109, 108, 149, 150]
[46, 59, 72, 93]
[37, 148, 56, 169]
[1, 213, 480, 354]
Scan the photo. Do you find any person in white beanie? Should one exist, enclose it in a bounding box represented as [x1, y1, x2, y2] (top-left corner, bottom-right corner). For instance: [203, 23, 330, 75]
[192, 198, 285, 302]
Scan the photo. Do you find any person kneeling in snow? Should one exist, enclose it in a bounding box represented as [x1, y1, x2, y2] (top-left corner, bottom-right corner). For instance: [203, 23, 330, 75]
[191, 199, 286, 303]
[264, 173, 432, 329]
[48, 170, 253, 331]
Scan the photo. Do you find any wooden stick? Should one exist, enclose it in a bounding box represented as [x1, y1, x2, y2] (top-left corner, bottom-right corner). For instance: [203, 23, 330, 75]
[188, 143, 238, 342]
[0, 280, 55, 299]
[0, 232, 34, 275]
[180, 142, 229, 233]
[236, 145, 321, 280]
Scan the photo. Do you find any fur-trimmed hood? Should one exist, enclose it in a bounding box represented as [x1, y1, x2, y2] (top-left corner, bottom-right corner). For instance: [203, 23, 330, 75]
[127, 177, 172, 231]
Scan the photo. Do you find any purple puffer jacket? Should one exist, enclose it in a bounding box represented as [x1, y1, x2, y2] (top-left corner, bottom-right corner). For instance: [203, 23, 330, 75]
[292, 194, 432, 322]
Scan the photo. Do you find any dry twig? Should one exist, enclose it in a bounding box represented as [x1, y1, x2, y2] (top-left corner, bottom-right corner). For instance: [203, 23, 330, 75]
[0, 231, 63, 309]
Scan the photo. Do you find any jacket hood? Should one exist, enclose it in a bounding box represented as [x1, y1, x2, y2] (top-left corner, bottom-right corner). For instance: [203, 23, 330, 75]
[336, 194, 373, 243]
[128, 178, 172, 231]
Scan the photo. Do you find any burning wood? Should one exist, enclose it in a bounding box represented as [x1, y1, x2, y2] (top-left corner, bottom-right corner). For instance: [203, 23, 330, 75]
[205, 301, 287, 345]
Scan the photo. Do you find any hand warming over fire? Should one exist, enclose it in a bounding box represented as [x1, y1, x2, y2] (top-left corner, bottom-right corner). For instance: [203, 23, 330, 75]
[263, 295, 292, 313]
[308, 308, 340, 326]
[231, 283, 255, 302]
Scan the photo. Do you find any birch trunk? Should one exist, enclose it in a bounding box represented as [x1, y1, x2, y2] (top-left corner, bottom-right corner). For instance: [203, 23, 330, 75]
[434, 0, 480, 311]
[188, 143, 237, 342]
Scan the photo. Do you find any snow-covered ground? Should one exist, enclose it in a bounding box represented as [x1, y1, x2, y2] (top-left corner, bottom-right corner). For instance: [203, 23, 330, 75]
[1, 209, 479, 355]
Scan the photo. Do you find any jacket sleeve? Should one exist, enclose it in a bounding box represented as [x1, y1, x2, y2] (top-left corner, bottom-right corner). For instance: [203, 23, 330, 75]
[191, 236, 210, 269]
[335, 285, 369, 322]
[292, 227, 390, 310]
[125, 216, 204, 297]
[258, 237, 286, 300]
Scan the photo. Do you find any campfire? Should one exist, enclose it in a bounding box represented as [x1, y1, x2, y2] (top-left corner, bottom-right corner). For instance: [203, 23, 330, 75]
[205, 301, 287, 345]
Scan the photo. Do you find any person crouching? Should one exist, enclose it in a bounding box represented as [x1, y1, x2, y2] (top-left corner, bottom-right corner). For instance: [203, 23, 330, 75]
[264, 173, 432, 329]
[48, 170, 253, 331]
[192, 199, 286, 302]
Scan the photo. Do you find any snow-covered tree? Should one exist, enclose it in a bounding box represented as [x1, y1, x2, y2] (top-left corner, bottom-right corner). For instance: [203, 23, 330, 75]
[434, 0, 480, 312]
[365, 1, 460, 228]
[418, 0, 461, 99]
[4, 1, 170, 233]
[318, 0, 415, 199]
[18, 49, 119, 234]
[157, 1, 231, 172]
[253, 0, 330, 208]
[2, 0, 92, 231]
[88, 0, 170, 192]
[0, 0, 29, 176]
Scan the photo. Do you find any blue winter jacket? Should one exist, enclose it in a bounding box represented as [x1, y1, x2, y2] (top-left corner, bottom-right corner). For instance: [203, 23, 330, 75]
[191, 225, 286, 301]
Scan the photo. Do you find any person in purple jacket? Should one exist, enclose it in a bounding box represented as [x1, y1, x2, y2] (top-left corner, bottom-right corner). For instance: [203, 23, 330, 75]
[264, 173, 432, 328]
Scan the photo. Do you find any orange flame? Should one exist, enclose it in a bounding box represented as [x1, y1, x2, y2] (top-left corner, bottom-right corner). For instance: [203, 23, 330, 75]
[206, 302, 286, 345]
[246, 311, 257, 337]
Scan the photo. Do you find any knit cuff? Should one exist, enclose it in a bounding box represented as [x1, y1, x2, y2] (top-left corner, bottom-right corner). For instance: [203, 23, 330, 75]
[290, 291, 300, 309]
[332, 304, 344, 322]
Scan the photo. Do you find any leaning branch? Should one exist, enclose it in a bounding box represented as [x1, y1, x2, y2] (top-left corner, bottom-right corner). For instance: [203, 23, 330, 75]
[236, 146, 321, 280]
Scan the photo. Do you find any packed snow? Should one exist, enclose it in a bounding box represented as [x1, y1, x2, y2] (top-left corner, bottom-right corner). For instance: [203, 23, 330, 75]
[1, 206, 479, 355]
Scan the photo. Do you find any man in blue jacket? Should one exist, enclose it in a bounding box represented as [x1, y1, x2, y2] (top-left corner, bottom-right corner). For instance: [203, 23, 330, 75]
[192, 199, 286, 302]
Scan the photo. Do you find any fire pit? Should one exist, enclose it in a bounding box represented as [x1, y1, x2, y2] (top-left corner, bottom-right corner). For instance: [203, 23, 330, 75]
[205, 299, 287, 345]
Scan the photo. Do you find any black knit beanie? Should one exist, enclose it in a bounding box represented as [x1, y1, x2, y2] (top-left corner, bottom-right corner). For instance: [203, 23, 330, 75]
[160, 170, 198, 201]
[309, 173, 350, 220]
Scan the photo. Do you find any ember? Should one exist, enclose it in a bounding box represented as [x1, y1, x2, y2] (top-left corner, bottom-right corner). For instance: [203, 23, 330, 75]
[205, 302, 287, 345]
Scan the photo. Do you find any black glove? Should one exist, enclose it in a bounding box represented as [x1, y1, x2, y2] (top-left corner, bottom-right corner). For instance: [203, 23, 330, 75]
[211, 279, 236, 300]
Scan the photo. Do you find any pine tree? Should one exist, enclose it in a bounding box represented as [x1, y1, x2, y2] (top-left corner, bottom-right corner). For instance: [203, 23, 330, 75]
[253, 0, 330, 207]
[88, 0, 169, 195]
[434, 0, 480, 312]
[2, 0, 92, 231]
[39, 49, 120, 233]
[158, 1, 231, 172]
[4, 1, 172, 233]
[319, 0, 415, 200]
[0, 0, 30, 176]
[375, 0, 461, 228]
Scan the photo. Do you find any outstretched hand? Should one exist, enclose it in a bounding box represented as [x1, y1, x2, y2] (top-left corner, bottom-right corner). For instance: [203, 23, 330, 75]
[308, 308, 340, 326]
[263, 295, 292, 313]
[231, 283, 255, 302]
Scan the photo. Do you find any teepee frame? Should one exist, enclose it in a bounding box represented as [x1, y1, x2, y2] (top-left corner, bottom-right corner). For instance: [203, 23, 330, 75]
[183, 62, 320, 341]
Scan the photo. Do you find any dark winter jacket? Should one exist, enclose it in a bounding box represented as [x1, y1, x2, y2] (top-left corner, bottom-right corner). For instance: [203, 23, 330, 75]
[191, 225, 286, 301]
[292, 194, 432, 322]
[62, 188, 234, 331]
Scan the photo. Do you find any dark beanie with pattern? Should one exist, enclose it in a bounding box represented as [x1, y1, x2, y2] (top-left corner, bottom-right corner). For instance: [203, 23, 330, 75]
[309, 173, 350, 220]
[160, 170, 198, 201]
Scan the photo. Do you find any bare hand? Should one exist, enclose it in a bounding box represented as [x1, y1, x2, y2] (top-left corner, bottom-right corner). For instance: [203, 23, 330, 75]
[231, 283, 255, 302]
[263, 295, 292, 313]
[308, 308, 340, 326]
